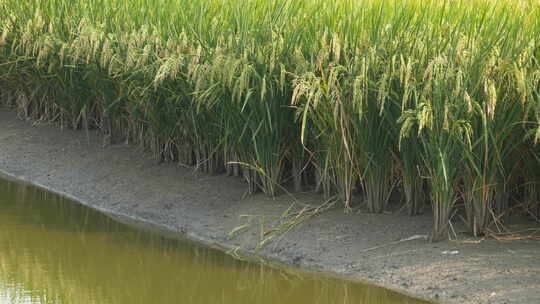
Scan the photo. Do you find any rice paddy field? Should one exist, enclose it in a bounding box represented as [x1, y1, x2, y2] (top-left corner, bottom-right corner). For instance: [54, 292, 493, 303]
[0, 0, 539, 241]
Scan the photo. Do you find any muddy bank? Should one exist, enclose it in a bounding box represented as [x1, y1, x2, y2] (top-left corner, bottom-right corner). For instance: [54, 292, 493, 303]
[0, 109, 538, 304]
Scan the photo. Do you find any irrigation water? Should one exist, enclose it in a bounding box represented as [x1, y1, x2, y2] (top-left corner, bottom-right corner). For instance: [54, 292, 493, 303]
[0, 177, 431, 304]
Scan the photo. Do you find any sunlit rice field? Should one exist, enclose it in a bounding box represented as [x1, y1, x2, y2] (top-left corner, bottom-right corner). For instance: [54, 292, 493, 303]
[1, 0, 539, 241]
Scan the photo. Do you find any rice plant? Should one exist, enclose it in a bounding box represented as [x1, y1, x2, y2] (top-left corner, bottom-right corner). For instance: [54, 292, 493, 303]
[1, 0, 539, 241]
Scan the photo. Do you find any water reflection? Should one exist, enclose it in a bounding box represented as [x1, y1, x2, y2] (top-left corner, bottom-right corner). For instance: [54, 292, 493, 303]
[0, 178, 429, 304]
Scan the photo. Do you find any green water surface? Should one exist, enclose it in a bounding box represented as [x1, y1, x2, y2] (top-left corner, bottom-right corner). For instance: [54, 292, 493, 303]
[0, 177, 429, 304]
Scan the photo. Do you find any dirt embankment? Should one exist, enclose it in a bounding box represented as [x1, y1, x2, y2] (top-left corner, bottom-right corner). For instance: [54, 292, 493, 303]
[0, 109, 538, 304]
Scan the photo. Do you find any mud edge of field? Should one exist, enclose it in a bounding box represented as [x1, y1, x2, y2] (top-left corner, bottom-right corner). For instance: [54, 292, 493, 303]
[1, 109, 538, 304]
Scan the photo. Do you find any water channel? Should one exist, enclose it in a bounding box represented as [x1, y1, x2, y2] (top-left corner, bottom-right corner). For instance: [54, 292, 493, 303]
[0, 177, 430, 304]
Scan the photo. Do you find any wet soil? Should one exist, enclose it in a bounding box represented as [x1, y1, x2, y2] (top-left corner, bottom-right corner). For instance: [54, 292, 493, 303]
[0, 109, 538, 304]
